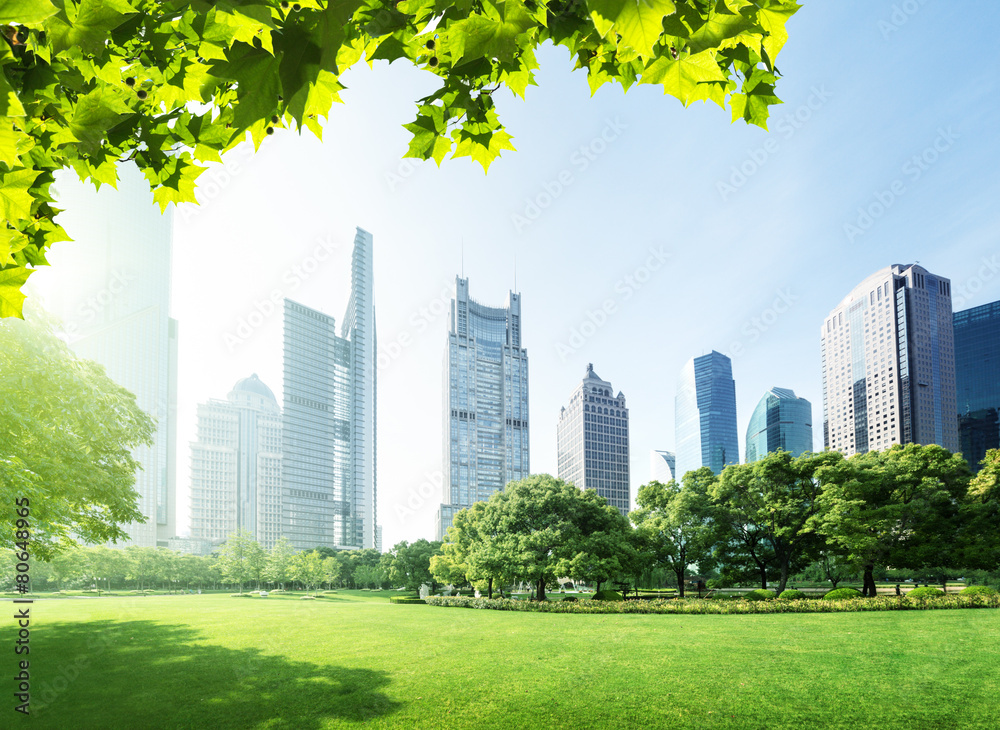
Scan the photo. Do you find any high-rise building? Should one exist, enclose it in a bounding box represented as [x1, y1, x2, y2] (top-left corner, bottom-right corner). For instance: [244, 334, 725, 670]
[650, 450, 677, 483]
[821, 264, 959, 456]
[281, 228, 379, 551]
[557, 364, 631, 515]
[954, 300, 1000, 471]
[745, 387, 813, 462]
[189, 375, 283, 548]
[675, 351, 739, 478]
[38, 164, 177, 547]
[437, 277, 529, 539]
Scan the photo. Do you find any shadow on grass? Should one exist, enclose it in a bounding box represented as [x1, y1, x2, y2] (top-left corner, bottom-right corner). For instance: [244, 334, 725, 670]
[33, 620, 402, 729]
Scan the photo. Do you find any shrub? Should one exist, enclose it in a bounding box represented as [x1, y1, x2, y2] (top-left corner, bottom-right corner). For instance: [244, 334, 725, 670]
[960, 585, 999, 597]
[907, 586, 945, 598]
[745, 589, 776, 602]
[389, 596, 426, 605]
[300, 596, 316, 600]
[823, 588, 863, 600]
[562, 596, 578, 602]
[779, 589, 807, 601]
[592, 589, 624, 601]
[230, 593, 255, 598]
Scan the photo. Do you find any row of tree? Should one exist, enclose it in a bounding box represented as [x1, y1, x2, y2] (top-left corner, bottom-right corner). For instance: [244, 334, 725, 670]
[432, 446, 1000, 600]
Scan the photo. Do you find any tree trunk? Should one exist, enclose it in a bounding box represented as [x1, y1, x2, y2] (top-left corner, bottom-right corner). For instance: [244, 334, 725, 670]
[487, 576, 493, 600]
[759, 564, 768, 590]
[675, 568, 685, 598]
[595, 581, 602, 595]
[776, 562, 790, 596]
[862, 565, 877, 597]
[536, 578, 546, 601]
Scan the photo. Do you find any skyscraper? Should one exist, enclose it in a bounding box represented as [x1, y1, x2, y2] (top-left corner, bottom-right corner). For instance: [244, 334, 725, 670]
[189, 375, 283, 548]
[437, 277, 529, 539]
[281, 228, 379, 551]
[557, 364, 631, 515]
[39, 164, 177, 548]
[821, 264, 958, 456]
[650, 450, 677, 483]
[675, 351, 739, 478]
[954, 300, 1000, 471]
[745, 387, 813, 462]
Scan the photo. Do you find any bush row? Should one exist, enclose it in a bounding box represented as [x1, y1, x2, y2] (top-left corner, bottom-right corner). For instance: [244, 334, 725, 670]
[388, 596, 426, 605]
[421, 593, 1000, 615]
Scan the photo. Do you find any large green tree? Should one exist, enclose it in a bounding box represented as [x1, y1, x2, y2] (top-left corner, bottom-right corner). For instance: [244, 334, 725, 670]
[264, 535, 295, 588]
[383, 538, 442, 594]
[0, 0, 799, 317]
[216, 528, 262, 593]
[0, 313, 154, 559]
[813, 444, 972, 597]
[631, 472, 715, 597]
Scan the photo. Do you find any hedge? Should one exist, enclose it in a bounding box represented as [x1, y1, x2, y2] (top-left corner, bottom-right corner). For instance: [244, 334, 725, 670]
[745, 589, 776, 602]
[422, 594, 1000, 615]
[389, 596, 426, 605]
[906, 586, 945, 598]
[592, 589, 624, 601]
[960, 585, 999, 597]
[823, 587, 863, 600]
[779, 589, 807, 601]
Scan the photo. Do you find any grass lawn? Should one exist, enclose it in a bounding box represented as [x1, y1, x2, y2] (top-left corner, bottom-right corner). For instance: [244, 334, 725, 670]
[21, 590, 1000, 729]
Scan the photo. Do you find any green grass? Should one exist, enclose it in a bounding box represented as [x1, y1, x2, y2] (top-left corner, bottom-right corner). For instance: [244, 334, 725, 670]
[24, 590, 1000, 729]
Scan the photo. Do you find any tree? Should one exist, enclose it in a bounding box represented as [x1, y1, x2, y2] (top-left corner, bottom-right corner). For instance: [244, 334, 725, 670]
[217, 529, 261, 594]
[264, 536, 295, 589]
[291, 549, 326, 595]
[437, 501, 518, 599]
[0, 1, 799, 317]
[0, 314, 154, 559]
[352, 563, 385, 589]
[712, 451, 835, 595]
[384, 539, 443, 595]
[631, 474, 715, 598]
[958, 449, 1000, 574]
[813, 444, 972, 597]
[322, 556, 341, 588]
[124, 545, 156, 591]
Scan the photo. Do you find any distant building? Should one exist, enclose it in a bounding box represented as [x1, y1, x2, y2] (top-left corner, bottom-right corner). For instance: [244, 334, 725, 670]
[281, 228, 379, 551]
[557, 364, 631, 515]
[650, 450, 677, 484]
[821, 264, 958, 456]
[437, 277, 529, 539]
[745, 388, 813, 462]
[167, 537, 219, 556]
[675, 351, 739, 478]
[954, 300, 1000, 471]
[189, 375, 283, 549]
[39, 164, 177, 548]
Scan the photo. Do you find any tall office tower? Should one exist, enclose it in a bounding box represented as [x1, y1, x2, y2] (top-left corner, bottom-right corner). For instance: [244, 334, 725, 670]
[821, 264, 959, 456]
[557, 364, 631, 515]
[650, 450, 677, 483]
[954, 300, 1000, 471]
[745, 388, 813, 462]
[38, 165, 177, 547]
[674, 351, 739, 478]
[189, 375, 283, 549]
[281, 228, 379, 551]
[437, 277, 529, 539]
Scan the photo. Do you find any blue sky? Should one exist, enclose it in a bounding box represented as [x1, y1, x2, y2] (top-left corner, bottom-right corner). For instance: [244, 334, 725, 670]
[36, 1, 1000, 547]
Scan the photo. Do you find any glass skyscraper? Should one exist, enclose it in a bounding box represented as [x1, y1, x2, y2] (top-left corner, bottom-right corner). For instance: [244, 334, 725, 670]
[745, 387, 813, 462]
[557, 364, 630, 515]
[38, 164, 178, 548]
[189, 375, 283, 548]
[437, 277, 529, 539]
[821, 264, 958, 456]
[281, 228, 378, 551]
[954, 300, 1000, 471]
[674, 351, 738, 478]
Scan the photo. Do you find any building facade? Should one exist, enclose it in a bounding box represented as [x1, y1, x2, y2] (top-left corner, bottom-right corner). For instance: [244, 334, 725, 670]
[821, 264, 959, 456]
[650, 450, 677, 483]
[557, 364, 630, 515]
[281, 228, 379, 551]
[437, 277, 529, 539]
[189, 375, 283, 549]
[38, 164, 177, 547]
[954, 300, 1000, 471]
[675, 351, 739, 478]
[745, 387, 813, 462]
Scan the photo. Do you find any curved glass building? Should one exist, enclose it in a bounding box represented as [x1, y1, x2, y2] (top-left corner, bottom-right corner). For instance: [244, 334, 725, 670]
[675, 351, 739, 478]
[745, 388, 813, 462]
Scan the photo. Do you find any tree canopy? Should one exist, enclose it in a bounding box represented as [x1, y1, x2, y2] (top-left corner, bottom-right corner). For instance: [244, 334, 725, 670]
[0, 312, 154, 559]
[0, 0, 799, 317]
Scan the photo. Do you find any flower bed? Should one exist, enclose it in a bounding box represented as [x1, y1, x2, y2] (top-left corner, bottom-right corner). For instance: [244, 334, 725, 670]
[421, 594, 1000, 615]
